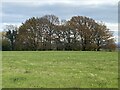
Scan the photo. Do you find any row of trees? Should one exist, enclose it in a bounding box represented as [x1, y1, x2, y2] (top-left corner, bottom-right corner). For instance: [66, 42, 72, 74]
[2, 15, 116, 51]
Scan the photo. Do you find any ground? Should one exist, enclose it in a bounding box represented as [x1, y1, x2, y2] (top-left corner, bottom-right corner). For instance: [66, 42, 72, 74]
[2, 51, 118, 88]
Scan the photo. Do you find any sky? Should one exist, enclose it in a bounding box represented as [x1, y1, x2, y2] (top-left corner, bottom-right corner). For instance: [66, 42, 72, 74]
[1, 0, 119, 42]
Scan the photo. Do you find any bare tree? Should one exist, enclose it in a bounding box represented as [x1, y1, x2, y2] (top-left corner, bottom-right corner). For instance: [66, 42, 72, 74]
[41, 15, 60, 50]
[11, 15, 116, 51]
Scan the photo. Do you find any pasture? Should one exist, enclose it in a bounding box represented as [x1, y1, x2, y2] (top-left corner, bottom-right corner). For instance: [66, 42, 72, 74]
[2, 51, 118, 88]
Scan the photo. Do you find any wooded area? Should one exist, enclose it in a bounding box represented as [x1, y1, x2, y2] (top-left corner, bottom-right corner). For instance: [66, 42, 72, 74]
[2, 15, 116, 51]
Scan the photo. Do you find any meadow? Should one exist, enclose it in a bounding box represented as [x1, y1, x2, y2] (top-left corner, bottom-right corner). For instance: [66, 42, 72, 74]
[2, 51, 118, 88]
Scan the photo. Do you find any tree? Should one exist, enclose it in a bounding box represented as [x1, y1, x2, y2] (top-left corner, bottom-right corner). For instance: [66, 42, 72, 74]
[11, 15, 116, 51]
[2, 39, 11, 51]
[1, 31, 10, 51]
[3, 25, 18, 50]
[41, 15, 60, 50]
[92, 22, 116, 51]
[16, 17, 44, 50]
[69, 16, 116, 51]
[16, 16, 58, 50]
[69, 16, 95, 50]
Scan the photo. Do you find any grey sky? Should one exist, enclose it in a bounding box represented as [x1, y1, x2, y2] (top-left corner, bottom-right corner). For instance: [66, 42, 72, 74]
[1, 0, 119, 41]
[2, 1, 118, 23]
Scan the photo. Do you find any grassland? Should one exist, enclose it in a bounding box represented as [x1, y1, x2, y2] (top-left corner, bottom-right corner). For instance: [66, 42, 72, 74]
[2, 51, 118, 88]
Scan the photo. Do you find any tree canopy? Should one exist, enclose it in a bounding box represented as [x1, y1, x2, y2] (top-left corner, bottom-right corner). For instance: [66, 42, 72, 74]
[2, 15, 116, 51]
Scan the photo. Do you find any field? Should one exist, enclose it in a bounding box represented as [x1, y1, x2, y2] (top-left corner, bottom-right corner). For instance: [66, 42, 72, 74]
[2, 51, 118, 88]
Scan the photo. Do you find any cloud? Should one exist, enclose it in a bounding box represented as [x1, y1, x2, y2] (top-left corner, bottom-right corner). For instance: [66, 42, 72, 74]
[2, 23, 22, 27]
[1, 0, 118, 41]
[2, 1, 118, 24]
[0, 22, 21, 32]
[105, 23, 118, 42]
[106, 23, 118, 31]
[2, 0, 119, 6]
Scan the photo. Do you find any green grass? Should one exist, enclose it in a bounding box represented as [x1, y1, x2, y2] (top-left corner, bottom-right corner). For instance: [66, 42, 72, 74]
[2, 51, 118, 88]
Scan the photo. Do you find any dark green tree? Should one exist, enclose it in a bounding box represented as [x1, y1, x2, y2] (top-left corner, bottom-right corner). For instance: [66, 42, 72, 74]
[3, 25, 18, 50]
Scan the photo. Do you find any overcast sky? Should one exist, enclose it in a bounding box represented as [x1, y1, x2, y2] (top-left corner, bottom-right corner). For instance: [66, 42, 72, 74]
[1, 0, 119, 41]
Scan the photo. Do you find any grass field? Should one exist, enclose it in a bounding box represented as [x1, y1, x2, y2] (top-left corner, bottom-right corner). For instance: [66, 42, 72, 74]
[2, 51, 118, 88]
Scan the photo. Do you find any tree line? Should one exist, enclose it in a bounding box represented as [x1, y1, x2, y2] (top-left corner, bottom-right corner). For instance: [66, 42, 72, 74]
[2, 15, 116, 51]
